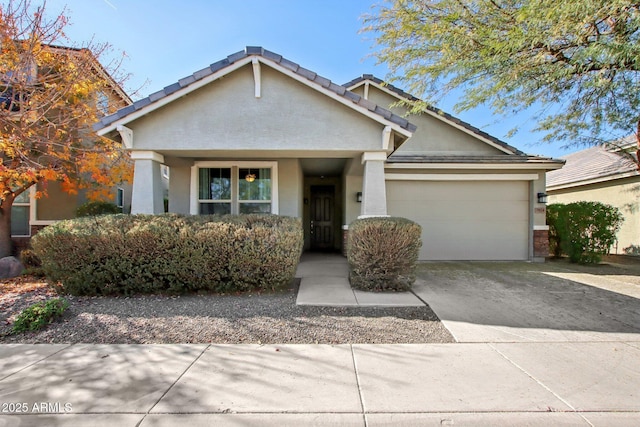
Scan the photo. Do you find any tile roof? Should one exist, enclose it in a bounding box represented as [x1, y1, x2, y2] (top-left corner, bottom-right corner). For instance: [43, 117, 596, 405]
[94, 47, 416, 133]
[546, 144, 639, 187]
[388, 155, 563, 164]
[344, 75, 527, 156]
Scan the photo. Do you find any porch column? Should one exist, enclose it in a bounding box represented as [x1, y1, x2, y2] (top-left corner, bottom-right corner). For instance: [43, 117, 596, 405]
[359, 151, 389, 218]
[130, 151, 165, 214]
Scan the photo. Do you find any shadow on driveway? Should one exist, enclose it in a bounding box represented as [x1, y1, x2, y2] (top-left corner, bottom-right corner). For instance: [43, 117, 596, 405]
[412, 258, 640, 342]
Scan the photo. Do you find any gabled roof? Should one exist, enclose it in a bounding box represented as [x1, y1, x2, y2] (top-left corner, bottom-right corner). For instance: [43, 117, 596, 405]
[344, 74, 527, 156]
[547, 144, 639, 188]
[94, 47, 416, 135]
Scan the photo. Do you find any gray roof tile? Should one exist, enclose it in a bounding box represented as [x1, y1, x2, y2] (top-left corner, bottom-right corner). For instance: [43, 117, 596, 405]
[163, 82, 181, 96]
[279, 57, 300, 73]
[193, 66, 213, 80]
[133, 97, 151, 110]
[95, 47, 417, 133]
[245, 46, 263, 55]
[226, 50, 247, 63]
[547, 145, 638, 187]
[210, 58, 230, 73]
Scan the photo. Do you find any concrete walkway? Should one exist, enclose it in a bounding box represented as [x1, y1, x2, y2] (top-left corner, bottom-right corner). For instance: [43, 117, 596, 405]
[1, 258, 640, 425]
[1, 342, 639, 426]
[295, 253, 425, 307]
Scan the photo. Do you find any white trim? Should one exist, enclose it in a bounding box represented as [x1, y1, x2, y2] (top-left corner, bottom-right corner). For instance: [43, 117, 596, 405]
[362, 152, 387, 164]
[98, 54, 414, 139]
[547, 171, 640, 191]
[116, 125, 133, 149]
[347, 79, 516, 155]
[386, 162, 564, 170]
[534, 225, 549, 231]
[363, 81, 369, 100]
[385, 173, 539, 181]
[30, 220, 56, 226]
[130, 150, 165, 163]
[357, 214, 390, 219]
[252, 58, 261, 98]
[381, 126, 393, 151]
[190, 160, 279, 215]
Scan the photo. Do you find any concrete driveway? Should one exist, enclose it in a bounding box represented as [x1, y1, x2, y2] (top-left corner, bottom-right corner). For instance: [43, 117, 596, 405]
[412, 258, 640, 342]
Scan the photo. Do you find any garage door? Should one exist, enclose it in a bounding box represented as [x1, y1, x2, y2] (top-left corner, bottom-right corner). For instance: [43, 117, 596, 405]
[387, 180, 529, 260]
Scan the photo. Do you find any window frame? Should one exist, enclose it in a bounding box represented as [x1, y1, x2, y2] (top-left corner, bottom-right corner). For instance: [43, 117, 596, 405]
[10, 189, 31, 237]
[190, 161, 278, 215]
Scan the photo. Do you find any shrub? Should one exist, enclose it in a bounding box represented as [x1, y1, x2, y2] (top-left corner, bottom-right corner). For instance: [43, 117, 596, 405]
[347, 217, 422, 292]
[76, 201, 121, 217]
[549, 201, 623, 264]
[546, 204, 565, 258]
[12, 298, 69, 333]
[31, 214, 303, 296]
[19, 249, 42, 268]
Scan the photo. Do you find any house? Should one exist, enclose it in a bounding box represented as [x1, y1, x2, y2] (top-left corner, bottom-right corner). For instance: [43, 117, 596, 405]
[8, 45, 134, 252]
[94, 46, 563, 261]
[547, 141, 640, 254]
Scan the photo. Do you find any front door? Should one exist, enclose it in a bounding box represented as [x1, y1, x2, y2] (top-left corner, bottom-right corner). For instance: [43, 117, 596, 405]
[310, 185, 335, 251]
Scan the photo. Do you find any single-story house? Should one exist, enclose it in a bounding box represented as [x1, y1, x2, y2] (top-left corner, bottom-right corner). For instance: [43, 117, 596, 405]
[94, 46, 563, 261]
[547, 141, 640, 254]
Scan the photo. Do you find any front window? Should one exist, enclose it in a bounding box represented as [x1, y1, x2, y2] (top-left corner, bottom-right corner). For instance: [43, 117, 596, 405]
[194, 162, 277, 215]
[11, 191, 30, 236]
[199, 167, 232, 214]
[238, 168, 271, 214]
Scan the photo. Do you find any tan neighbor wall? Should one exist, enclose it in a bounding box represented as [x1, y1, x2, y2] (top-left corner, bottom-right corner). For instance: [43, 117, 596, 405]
[548, 176, 640, 254]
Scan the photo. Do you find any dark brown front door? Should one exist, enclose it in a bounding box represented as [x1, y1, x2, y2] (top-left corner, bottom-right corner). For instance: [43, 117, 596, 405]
[310, 185, 335, 251]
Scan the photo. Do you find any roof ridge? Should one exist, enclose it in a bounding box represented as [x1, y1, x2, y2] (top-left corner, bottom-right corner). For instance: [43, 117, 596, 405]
[94, 47, 416, 133]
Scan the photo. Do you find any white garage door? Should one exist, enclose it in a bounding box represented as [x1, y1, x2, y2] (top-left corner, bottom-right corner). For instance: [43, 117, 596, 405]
[387, 180, 530, 260]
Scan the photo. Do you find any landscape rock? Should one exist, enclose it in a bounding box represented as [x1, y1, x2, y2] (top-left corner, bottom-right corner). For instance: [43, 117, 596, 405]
[0, 256, 24, 279]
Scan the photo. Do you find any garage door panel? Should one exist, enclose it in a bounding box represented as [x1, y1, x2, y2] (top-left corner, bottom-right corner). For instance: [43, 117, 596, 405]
[387, 181, 529, 260]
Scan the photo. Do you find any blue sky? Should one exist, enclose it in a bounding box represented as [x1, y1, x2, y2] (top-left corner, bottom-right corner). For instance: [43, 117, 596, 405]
[44, 0, 566, 158]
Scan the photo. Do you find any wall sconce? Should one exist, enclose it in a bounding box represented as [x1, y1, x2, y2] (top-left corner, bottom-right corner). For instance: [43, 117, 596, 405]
[356, 192, 362, 203]
[537, 192, 548, 204]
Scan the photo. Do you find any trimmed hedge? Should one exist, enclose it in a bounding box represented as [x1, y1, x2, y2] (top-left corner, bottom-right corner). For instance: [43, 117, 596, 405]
[76, 201, 121, 217]
[31, 214, 303, 296]
[347, 217, 422, 292]
[547, 202, 623, 264]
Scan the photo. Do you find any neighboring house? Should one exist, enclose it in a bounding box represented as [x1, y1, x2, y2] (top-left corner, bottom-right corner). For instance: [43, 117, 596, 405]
[547, 141, 640, 255]
[8, 45, 134, 251]
[95, 46, 563, 261]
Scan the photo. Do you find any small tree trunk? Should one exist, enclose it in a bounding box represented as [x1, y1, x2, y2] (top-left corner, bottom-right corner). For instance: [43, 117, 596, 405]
[0, 205, 14, 258]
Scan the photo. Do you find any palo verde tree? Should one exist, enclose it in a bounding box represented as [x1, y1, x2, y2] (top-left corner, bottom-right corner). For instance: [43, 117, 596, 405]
[363, 1, 640, 164]
[0, 0, 133, 258]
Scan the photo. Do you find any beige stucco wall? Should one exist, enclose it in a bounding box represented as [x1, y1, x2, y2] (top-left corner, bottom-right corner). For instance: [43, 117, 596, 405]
[36, 182, 80, 220]
[351, 85, 505, 156]
[548, 176, 640, 254]
[277, 158, 304, 218]
[128, 65, 386, 155]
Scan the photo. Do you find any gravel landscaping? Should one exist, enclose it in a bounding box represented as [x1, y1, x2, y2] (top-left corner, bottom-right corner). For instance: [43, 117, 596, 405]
[0, 278, 454, 344]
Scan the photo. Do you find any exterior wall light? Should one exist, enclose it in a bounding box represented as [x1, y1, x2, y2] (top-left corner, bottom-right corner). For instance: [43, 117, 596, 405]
[537, 192, 548, 204]
[356, 192, 362, 203]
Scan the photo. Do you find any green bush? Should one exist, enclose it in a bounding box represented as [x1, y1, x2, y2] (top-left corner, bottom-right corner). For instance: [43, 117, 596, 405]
[76, 201, 121, 217]
[548, 201, 623, 264]
[19, 249, 42, 268]
[546, 204, 564, 258]
[347, 217, 422, 292]
[31, 214, 303, 296]
[12, 298, 69, 333]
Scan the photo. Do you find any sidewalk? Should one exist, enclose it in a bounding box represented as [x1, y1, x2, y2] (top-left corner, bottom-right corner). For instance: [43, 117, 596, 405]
[1, 342, 639, 426]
